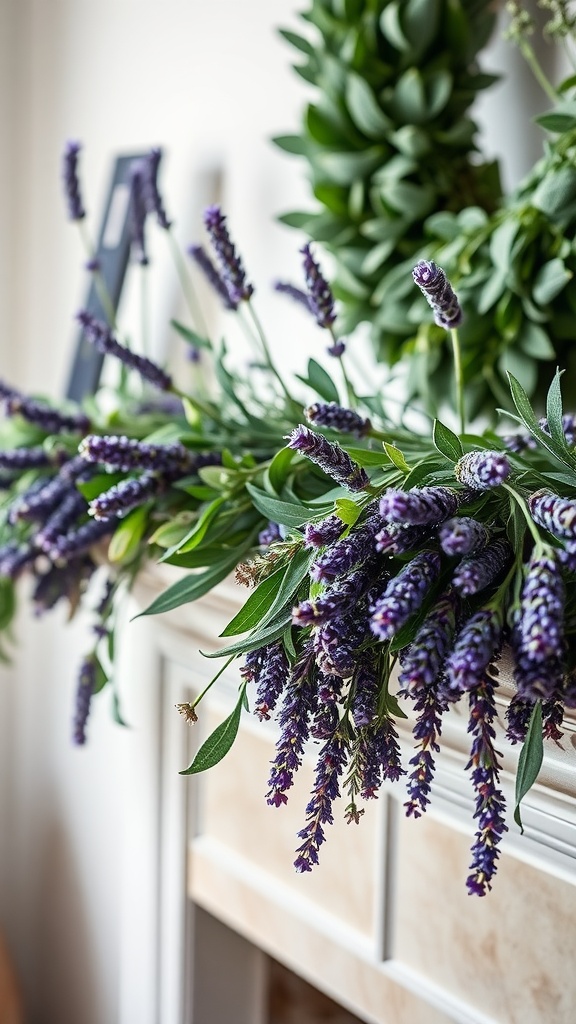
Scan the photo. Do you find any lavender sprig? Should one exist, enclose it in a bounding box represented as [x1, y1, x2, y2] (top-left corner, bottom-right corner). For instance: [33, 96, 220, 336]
[293, 560, 375, 627]
[287, 425, 369, 492]
[311, 514, 379, 581]
[273, 280, 312, 311]
[405, 686, 449, 818]
[266, 647, 317, 807]
[62, 140, 86, 221]
[512, 546, 566, 701]
[143, 147, 171, 229]
[452, 538, 512, 597]
[379, 486, 459, 526]
[73, 655, 96, 745]
[301, 242, 336, 328]
[1, 387, 90, 435]
[375, 523, 427, 555]
[188, 244, 238, 310]
[88, 473, 162, 521]
[129, 160, 149, 265]
[455, 450, 511, 491]
[49, 517, 120, 564]
[370, 551, 441, 641]
[412, 260, 462, 329]
[36, 490, 89, 555]
[465, 677, 508, 896]
[77, 311, 172, 391]
[444, 609, 502, 695]
[528, 489, 576, 539]
[79, 435, 193, 474]
[398, 594, 458, 696]
[203, 205, 253, 304]
[356, 717, 405, 798]
[241, 642, 289, 721]
[304, 513, 344, 549]
[294, 729, 349, 872]
[0, 447, 52, 470]
[438, 517, 491, 556]
[305, 402, 371, 437]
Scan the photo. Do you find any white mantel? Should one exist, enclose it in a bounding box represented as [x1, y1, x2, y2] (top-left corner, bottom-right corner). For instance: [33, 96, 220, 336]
[116, 571, 576, 1024]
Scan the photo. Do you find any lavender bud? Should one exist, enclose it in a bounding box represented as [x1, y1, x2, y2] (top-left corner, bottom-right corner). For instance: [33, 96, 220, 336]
[294, 729, 349, 872]
[203, 205, 253, 304]
[455, 450, 511, 491]
[49, 517, 120, 564]
[36, 490, 88, 555]
[558, 539, 576, 571]
[539, 413, 576, 446]
[398, 594, 458, 696]
[529, 489, 576, 539]
[466, 677, 508, 896]
[370, 551, 441, 641]
[9, 475, 73, 523]
[79, 434, 193, 474]
[129, 160, 149, 265]
[143, 147, 171, 229]
[501, 431, 537, 454]
[188, 244, 238, 310]
[32, 556, 94, 615]
[77, 311, 172, 391]
[444, 609, 502, 694]
[2, 389, 90, 435]
[266, 647, 316, 806]
[287, 424, 369, 492]
[375, 523, 428, 555]
[327, 340, 346, 358]
[310, 515, 379, 581]
[300, 242, 336, 328]
[405, 686, 449, 818]
[315, 614, 369, 678]
[0, 543, 36, 579]
[293, 560, 374, 627]
[452, 538, 512, 597]
[273, 281, 311, 311]
[73, 655, 96, 745]
[89, 472, 160, 521]
[512, 546, 566, 701]
[439, 517, 491, 556]
[303, 514, 344, 549]
[258, 521, 282, 547]
[241, 641, 289, 721]
[0, 447, 52, 470]
[305, 402, 371, 437]
[62, 140, 86, 221]
[351, 656, 381, 728]
[505, 694, 534, 745]
[379, 485, 459, 526]
[357, 717, 405, 798]
[412, 260, 462, 329]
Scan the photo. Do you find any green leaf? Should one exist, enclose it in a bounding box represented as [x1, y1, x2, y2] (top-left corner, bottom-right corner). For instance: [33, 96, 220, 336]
[220, 565, 285, 637]
[514, 701, 543, 832]
[266, 447, 297, 494]
[170, 319, 211, 350]
[246, 484, 331, 528]
[532, 258, 572, 306]
[204, 609, 292, 660]
[384, 443, 411, 473]
[312, 148, 385, 185]
[161, 497, 227, 559]
[108, 505, 148, 564]
[278, 27, 314, 56]
[507, 372, 576, 472]
[334, 497, 361, 526]
[517, 322, 555, 359]
[136, 547, 249, 618]
[77, 473, 123, 502]
[179, 688, 244, 775]
[532, 166, 576, 219]
[272, 134, 309, 155]
[432, 420, 463, 462]
[546, 368, 566, 447]
[345, 71, 391, 137]
[534, 111, 576, 133]
[93, 657, 109, 695]
[296, 359, 340, 404]
[258, 547, 315, 633]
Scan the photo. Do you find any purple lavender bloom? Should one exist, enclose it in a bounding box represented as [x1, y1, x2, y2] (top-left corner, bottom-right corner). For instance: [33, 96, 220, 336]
[327, 340, 346, 358]
[1, 387, 90, 435]
[9, 475, 74, 523]
[405, 686, 449, 818]
[539, 413, 576, 446]
[505, 694, 534, 745]
[542, 700, 564, 744]
[375, 523, 427, 556]
[351, 656, 381, 728]
[512, 546, 566, 701]
[0, 543, 36, 579]
[529, 490, 576, 540]
[379, 486, 459, 526]
[412, 260, 462, 329]
[62, 140, 86, 221]
[203, 205, 253, 304]
[188, 244, 238, 310]
[370, 551, 441, 641]
[452, 538, 511, 597]
[35, 490, 88, 555]
[398, 594, 458, 696]
[301, 242, 336, 329]
[294, 729, 349, 872]
[89, 472, 161, 521]
[287, 425, 369, 492]
[310, 702, 340, 740]
[0, 447, 52, 470]
[455, 450, 511, 491]
[32, 556, 94, 615]
[315, 614, 369, 678]
[266, 646, 317, 806]
[258, 521, 282, 547]
[77, 311, 172, 391]
[558, 540, 576, 572]
[501, 431, 537, 454]
[129, 160, 149, 265]
[293, 560, 374, 627]
[48, 516, 120, 564]
[73, 655, 96, 745]
[274, 281, 312, 311]
[438, 517, 491, 556]
[444, 609, 502, 694]
[317, 669, 343, 705]
[241, 642, 289, 721]
[143, 147, 171, 229]
[466, 677, 508, 896]
[311, 515, 379, 582]
[357, 717, 405, 798]
[79, 434, 193, 474]
[305, 402, 371, 437]
[303, 514, 344, 549]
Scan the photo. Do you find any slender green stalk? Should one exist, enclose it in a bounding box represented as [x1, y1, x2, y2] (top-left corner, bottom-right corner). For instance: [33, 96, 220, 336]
[166, 229, 210, 339]
[244, 301, 299, 409]
[518, 37, 560, 102]
[502, 483, 544, 551]
[450, 327, 465, 434]
[191, 655, 238, 709]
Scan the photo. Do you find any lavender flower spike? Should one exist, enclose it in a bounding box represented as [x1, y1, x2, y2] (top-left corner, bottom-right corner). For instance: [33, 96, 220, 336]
[398, 593, 458, 696]
[49, 517, 120, 565]
[2, 387, 90, 435]
[62, 140, 86, 221]
[305, 402, 371, 437]
[144, 147, 172, 229]
[455, 450, 511, 491]
[301, 243, 336, 329]
[444, 609, 502, 694]
[188, 244, 237, 310]
[466, 677, 508, 896]
[370, 551, 441, 641]
[438, 517, 490, 556]
[303, 513, 344, 549]
[129, 160, 149, 266]
[274, 281, 312, 311]
[73, 655, 96, 745]
[528, 489, 576, 539]
[0, 447, 52, 470]
[77, 311, 172, 391]
[294, 729, 349, 872]
[412, 260, 462, 329]
[405, 685, 448, 818]
[512, 545, 565, 701]
[203, 205, 253, 304]
[452, 538, 511, 597]
[79, 435, 193, 474]
[287, 425, 369, 492]
[379, 485, 459, 526]
[89, 472, 162, 521]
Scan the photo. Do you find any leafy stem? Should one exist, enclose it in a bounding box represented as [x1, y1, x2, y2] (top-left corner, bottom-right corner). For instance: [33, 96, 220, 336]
[502, 482, 544, 552]
[450, 327, 465, 434]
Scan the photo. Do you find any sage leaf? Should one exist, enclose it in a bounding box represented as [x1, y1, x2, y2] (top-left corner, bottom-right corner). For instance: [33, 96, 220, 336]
[432, 419, 463, 462]
[179, 688, 245, 775]
[514, 701, 543, 833]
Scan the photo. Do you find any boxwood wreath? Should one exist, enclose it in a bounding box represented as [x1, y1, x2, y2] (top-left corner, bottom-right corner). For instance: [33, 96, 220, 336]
[277, 0, 576, 416]
[3, 9, 576, 895]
